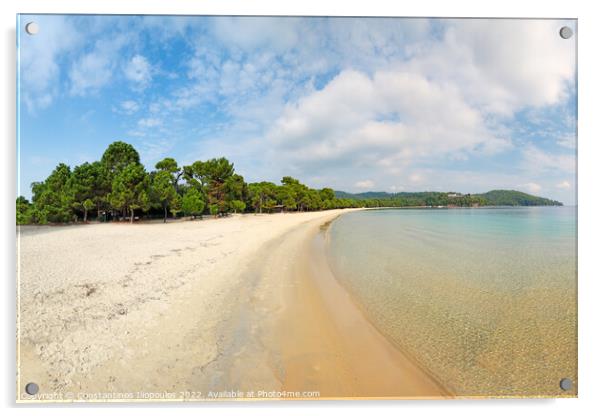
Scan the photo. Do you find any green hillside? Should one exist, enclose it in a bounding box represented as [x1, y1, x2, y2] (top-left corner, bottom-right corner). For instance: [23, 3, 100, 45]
[334, 189, 563, 207]
[476, 190, 562, 206]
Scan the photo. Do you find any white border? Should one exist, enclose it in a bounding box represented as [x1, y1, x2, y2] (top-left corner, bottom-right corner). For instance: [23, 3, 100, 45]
[2, 1, 601, 415]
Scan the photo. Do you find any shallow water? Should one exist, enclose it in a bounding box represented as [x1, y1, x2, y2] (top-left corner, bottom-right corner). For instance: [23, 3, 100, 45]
[327, 207, 577, 397]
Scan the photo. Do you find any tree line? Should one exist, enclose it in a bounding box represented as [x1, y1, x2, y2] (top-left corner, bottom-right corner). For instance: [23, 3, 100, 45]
[17, 141, 561, 225]
[341, 192, 489, 208]
[16, 141, 365, 225]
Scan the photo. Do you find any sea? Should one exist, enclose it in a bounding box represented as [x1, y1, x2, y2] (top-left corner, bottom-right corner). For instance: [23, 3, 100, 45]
[326, 206, 577, 396]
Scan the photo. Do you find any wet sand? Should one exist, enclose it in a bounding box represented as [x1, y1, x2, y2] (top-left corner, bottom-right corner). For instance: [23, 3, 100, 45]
[259, 215, 450, 398]
[17, 210, 446, 401]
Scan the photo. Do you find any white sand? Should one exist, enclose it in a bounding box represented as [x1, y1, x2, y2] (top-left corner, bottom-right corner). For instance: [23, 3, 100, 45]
[17, 210, 349, 398]
[18, 208, 446, 401]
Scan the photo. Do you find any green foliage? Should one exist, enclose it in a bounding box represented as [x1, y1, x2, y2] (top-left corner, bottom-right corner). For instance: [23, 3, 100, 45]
[108, 163, 150, 223]
[68, 161, 105, 221]
[100, 142, 141, 216]
[30, 163, 74, 223]
[82, 199, 95, 222]
[16, 141, 562, 225]
[477, 190, 562, 206]
[155, 157, 179, 175]
[152, 170, 178, 222]
[169, 193, 183, 218]
[248, 181, 278, 213]
[278, 186, 297, 211]
[16, 196, 32, 225]
[279, 176, 308, 211]
[182, 161, 205, 190]
[333, 189, 561, 208]
[184, 157, 235, 214]
[101, 141, 140, 177]
[229, 200, 246, 213]
[182, 187, 206, 217]
[319, 188, 336, 202]
[224, 174, 247, 211]
[155, 157, 182, 191]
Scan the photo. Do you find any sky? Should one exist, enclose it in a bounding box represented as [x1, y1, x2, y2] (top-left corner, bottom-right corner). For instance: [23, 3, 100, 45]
[17, 15, 577, 204]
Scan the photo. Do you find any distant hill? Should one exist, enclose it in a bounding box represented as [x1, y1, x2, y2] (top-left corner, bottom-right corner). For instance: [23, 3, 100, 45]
[475, 190, 562, 206]
[334, 189, 563, 206]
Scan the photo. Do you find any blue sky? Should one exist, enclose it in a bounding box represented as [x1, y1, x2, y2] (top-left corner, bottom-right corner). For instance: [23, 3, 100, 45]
[17, 15, 577, 204]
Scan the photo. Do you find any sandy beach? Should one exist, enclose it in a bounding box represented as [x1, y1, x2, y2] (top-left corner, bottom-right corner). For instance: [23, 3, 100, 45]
[17, 209, 447, 401]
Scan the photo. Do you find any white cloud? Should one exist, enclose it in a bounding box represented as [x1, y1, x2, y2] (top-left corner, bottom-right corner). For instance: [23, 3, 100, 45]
[181, 18, 577, 189]
[69, 53, 113, 96]
[557, 134, 576, 149]
[208, 17, 433, 76]
[407, 20, 576, 115]
[267, 69, 511, 172]
[521, 144, 575, 174]
[19, 16, 138, 110]
[210, 17, 301, 53]
[119, 100, 139, 114]
[519, 182, 543, 194]
[409, 173, 425, 184]
[355, 180, 375, 189]
[124, 55, 152, 88]
[199, 19, 575, 194]
[138, 117, 162, 128]
[556, 180, 571, 189]
[69, 36, 127, 96]
[20, 16, 81, 111]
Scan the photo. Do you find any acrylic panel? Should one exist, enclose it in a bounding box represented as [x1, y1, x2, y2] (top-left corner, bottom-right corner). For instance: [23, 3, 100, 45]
[16, 15, 577, 402]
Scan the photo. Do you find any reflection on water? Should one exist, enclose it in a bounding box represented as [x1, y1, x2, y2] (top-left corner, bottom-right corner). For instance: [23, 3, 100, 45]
[327, 207, 577, 397]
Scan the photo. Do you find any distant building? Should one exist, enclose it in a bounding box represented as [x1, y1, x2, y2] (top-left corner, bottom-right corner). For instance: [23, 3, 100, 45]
[447, 193, 462, 198]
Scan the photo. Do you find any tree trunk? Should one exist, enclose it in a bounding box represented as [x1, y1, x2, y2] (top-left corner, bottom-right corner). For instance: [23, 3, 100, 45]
[130, 209, 134, 224]
[163, 203, 167, 223]
[83, 209, 88, 222]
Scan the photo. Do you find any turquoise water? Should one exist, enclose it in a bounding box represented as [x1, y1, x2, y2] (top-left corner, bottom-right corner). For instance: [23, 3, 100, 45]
[327, 207, 577, 396]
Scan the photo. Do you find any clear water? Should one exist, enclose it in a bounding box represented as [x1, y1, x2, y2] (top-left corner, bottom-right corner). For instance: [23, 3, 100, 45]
[327, 207, 577, 396]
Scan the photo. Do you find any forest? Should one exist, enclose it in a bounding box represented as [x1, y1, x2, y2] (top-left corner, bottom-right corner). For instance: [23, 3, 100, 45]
[16, 141, 562, 225]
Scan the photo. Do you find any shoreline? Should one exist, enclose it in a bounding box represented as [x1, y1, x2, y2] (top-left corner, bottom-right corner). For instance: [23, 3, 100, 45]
[17, 208, 448, 401]
[314, 208, 577, 399]
[319, 215, 453, 397]
[258, 213, 450, 399]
